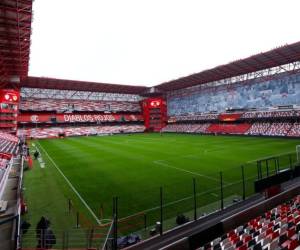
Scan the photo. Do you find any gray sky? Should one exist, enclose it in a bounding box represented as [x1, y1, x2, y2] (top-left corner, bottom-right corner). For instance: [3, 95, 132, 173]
[29, 0, 300, 87]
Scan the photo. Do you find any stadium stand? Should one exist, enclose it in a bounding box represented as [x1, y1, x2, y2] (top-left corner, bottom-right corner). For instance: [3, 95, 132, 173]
[18, 125, 145, 139]
[256, 111, 296, 119]
[200, 195, 300, 250]
[240, 112, 258, 119]
[0, 132, 18, 155]
[20, 98, 141, 113]
[162, 121, 300, 137]
[288, 123, 300, 137]
[0, 132, 18, 198]
[170, 114, 219, 122]
[166, 72, 300, 116]
[206, 123, 252, 135]
[162, 124, 210, 133]
[247, 122, 271, 135]
[264, 123, 293, 137]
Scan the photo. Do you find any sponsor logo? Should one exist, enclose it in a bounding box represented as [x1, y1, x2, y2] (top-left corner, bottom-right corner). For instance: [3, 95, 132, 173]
[150, 100, 160, 107]
[31, 115, 39, 123]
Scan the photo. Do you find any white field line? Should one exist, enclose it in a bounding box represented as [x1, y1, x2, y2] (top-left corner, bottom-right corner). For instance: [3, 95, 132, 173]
[246, 151, 295, 164]
[153, 160, 226, 184]
[36, 142, 101, 225]
[119, 174, 257, 221]
[203, 146, 227, 154]
[181, 154, 202, 160]
[34, 145, 45, 168]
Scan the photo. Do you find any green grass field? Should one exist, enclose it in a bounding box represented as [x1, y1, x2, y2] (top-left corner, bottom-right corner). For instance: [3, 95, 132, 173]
[22, 133, 300, 235]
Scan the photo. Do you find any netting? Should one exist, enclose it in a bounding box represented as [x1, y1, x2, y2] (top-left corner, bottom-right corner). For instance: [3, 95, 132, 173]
[296, 145, 300, 163]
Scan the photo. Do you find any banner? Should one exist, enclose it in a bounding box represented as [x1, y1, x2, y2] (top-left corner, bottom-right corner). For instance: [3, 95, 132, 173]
[218, 113, 242, 122]
[18, 113, 144, 123]
[0, 89, 20, 103]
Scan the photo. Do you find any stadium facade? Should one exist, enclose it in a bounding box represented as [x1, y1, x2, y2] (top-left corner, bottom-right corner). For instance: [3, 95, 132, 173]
[1, 1, 300, 250]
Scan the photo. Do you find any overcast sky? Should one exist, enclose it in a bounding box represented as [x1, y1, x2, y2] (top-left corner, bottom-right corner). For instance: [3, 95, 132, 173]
[29, 0, 300, 87]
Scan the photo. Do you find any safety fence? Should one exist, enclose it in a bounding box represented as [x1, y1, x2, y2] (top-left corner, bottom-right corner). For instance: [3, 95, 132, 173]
[20, 152, 299, 249]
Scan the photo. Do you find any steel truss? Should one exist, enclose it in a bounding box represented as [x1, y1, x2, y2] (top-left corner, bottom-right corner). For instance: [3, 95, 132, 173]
[0, 0, 33, 87]
[20, 88, 143, 102]
[167, 61, 300, 98]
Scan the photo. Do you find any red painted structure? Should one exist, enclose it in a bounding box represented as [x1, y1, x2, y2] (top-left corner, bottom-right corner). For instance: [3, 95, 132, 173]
[141, 97, 167, 131]
[18, 113, 143, 123]
[207, 123, 252, 134]
[0, 89, 20, 133]
[1, 0, 300, 135]
[0, 0, 33, 88]
[219, 113, 243, 122]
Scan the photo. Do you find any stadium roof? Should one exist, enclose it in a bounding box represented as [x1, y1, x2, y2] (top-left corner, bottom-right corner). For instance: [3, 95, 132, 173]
[155, 41, 300, 92]
[1, 2, 300, 94]
[21, 41, 300, 94]
[0, 0, 32, 86]
[21, 76, 148, 95]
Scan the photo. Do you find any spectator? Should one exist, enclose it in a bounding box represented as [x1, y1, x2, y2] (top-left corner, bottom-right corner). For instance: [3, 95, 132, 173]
[36, 216, 50, 248]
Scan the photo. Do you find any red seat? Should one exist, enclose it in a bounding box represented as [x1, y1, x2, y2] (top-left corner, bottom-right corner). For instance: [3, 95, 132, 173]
[237, 244, 247, 250]
[243, 235, 252, 243]
[287, 228, 295, 238]
[288, 239, 299, 250]
[266, 228, 273, 236]
[271, 230, 279, 240]
[231, 237, 239, 244]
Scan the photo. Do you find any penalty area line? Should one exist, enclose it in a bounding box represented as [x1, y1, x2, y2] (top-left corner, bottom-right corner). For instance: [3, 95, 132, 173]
[246, 150, 295, 164]
[153, 160, 227, 184]
[36, 142, 101, 225]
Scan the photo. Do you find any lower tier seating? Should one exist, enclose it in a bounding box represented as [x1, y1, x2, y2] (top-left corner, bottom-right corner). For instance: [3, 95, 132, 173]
[206, 124, 252, 134]
[0, 132, 17, 198]
[288, 123, 300, 137]
[247, 123, 271, 135]
[18, 125, 145, 139]
[200, 195, 300, 250]
[265, 123, 293, 137]
[0, 132, 18, 155]
[161, 124, 211, 133]
[162, 122, 300, 137]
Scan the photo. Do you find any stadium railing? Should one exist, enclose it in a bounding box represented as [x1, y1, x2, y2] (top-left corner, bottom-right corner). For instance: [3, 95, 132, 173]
[101, 152, 299, 246]
[18, 149, 299, 249]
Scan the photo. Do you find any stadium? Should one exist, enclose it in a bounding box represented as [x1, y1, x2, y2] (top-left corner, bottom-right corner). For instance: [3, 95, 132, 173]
[1, 0, 300, 250]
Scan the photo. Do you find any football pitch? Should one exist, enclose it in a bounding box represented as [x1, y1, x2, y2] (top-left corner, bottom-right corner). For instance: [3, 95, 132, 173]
[23, 133, 300, 232]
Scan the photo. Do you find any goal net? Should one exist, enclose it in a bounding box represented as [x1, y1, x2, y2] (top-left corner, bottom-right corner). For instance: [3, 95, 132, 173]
[297, 145, 300, 163]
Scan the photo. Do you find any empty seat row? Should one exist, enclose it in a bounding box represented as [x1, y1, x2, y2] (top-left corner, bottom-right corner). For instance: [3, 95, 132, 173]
[0, 132, 18, 155]
[206, 123, 252, 134]
[169, 110, 300, 122]
[199, 195, 300, 250]
[162, 122, 300, 137]
[241, 111, 297, 119]
[18, 125, 145, 139]
[20, 98, 141, 112]
[161, 124, 211, 133]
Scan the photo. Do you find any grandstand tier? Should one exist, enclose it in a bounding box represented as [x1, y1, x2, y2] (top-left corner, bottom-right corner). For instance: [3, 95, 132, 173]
[166, 72, 300, 116]
[162, 121, 300, 137]
[18, 125, 145, 139]
[200, 195, 300, 250]
[19, 98, 142, 113]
